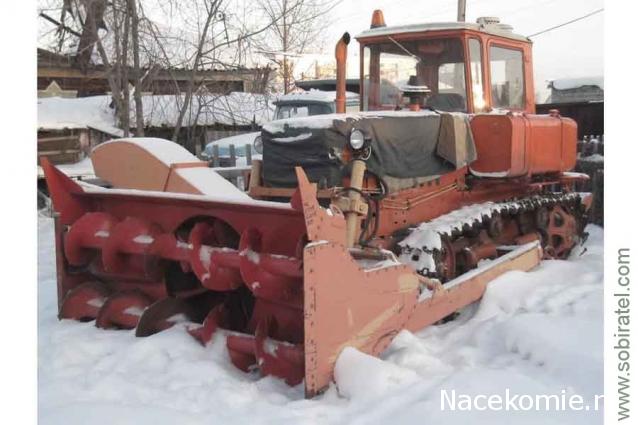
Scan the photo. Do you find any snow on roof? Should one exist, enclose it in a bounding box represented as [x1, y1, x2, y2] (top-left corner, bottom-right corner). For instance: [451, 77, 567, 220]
[137, 92, 274, 128]
[38, 92, 274, 134]
[207, 131, 260, 149]
[38, 96, 124, 136]
[263, 109, 438, 134]
[549, 77, 604, 91]
[275, 90, 358, 103]
[357, 21, 529, 42]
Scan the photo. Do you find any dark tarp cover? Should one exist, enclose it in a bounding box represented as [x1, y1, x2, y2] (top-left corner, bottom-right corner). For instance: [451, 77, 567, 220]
[261, 113, 469, 188]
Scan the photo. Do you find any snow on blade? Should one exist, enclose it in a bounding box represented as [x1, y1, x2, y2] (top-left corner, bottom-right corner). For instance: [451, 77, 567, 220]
[240, 249, 261, 264]
[123, 306, 145, 317]
[133, 235, 154, 244]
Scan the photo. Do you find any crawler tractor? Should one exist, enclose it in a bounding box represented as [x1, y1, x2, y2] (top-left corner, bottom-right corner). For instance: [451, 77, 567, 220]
[43, 11, 591, 397]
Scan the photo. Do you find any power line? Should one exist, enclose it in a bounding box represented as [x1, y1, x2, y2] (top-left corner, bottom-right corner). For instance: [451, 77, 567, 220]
[527, 8, 604, 38]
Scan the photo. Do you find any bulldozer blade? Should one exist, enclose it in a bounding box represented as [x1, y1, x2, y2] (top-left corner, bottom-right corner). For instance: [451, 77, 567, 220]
[293, 167, 421, 396]
[405, 241, 543, 332]
[302, 241, 420, 397]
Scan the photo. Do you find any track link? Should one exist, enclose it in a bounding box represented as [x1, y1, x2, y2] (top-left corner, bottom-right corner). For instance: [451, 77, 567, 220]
[397, 192, 589, 282]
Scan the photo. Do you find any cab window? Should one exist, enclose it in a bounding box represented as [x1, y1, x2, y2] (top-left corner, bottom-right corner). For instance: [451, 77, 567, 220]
[468, 38, 485, 111]
[489, 45, 524, 109]
[363, 38, 468, 112]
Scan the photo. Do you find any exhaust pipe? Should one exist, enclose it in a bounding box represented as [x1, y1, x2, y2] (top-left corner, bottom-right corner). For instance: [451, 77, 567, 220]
[335, 32, 350, 114]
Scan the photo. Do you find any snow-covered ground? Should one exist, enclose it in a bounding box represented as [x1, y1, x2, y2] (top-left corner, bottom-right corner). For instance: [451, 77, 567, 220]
[38, 216, 603, 424]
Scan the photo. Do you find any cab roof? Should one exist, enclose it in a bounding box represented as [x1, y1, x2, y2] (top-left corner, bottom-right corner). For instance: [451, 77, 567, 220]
[356, 21, 530, 43]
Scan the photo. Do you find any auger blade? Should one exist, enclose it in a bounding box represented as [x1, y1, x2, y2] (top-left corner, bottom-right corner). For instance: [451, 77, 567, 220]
[254, 318, 305, 386]
[135, 297, 198, 337]
[58, 281, 111, 321]
[95, 291, 152, 330]
[187, 304, 223, 346]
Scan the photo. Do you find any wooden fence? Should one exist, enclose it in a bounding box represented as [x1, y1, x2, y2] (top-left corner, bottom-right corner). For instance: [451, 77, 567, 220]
[575, 134, 604, 226]
[206, 143, 253, 168]
[37, 133, 83, 165]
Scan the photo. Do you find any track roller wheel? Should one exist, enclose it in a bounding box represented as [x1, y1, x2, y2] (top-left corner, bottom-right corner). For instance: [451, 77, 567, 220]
[435, 237, 456, 282]
[542, 205, 578, 259]
[95, 290, 152, 330]
[487, 214, 503, 239]
[535, 207, 550, 230]
[58, 281, 111, 321]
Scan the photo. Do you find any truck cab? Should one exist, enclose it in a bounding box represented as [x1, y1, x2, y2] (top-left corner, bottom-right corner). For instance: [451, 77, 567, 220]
[202, 90, 359, 164]
[273, 90, 359, 119]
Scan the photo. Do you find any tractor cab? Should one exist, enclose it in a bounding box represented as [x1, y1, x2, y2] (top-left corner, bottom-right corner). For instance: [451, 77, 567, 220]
[355, 12, 535, 114]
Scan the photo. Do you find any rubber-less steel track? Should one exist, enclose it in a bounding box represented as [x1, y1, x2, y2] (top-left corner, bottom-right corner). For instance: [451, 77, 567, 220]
[398, 192, 589, 282]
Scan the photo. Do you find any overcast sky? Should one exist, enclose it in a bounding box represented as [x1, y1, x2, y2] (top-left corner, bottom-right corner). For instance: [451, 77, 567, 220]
[37, 0, 604, 97]
[325, 0, 604, 88]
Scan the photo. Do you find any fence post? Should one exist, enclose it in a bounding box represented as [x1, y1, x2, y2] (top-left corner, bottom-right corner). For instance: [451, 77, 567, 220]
[592, 168, 604, 226]
[212, 144, 220, 167]
[245, 144, 252, 165]
[229, 144, 236, 167]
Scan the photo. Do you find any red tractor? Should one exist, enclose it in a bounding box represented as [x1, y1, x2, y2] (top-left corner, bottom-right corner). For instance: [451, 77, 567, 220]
[43, 10, 591, 397]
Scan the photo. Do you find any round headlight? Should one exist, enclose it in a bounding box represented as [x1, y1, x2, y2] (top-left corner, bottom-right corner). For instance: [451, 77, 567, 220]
[253, 135, 263, 154]
[349, 129, 365, 150]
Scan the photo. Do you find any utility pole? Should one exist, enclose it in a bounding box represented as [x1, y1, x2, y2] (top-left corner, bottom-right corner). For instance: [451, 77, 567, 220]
[457, 0, 467, 22]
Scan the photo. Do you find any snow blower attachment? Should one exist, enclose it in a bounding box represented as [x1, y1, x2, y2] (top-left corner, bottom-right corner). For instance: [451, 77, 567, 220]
[43, 154, 549, 396]
[43, 11, 593, 397]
